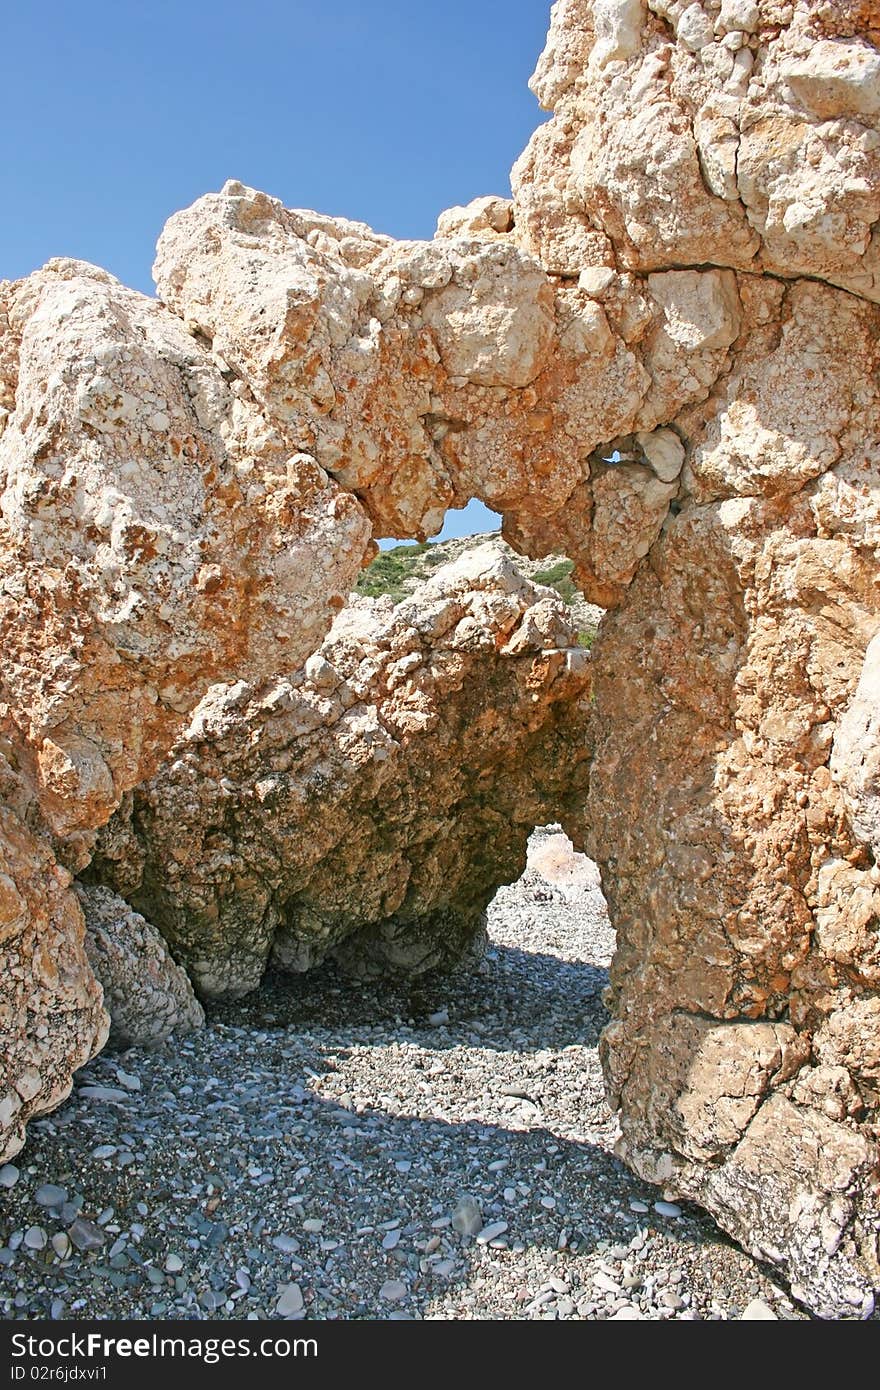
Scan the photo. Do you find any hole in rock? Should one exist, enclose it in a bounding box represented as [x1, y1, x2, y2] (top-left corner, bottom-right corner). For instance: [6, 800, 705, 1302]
[209, 826, 614, 1034]
[24, 838, 790, 1318]
[375, 498, 501, 551]
[361, 511, 601, 651]
[22, 523, 789, 1317]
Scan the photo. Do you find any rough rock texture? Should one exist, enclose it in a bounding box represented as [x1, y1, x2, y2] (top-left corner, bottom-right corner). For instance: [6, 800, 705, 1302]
[2, 0, 880, 1320]
[0, 261, 371, 1157]
[0, 261, 371, 854]
[832, 630, 880, 860]
[76, 884, 204, 1048]
[0, 799, 107, 1162]
[514, 0, 880, 299]
[513, 1, 880, 1319]
[88, 547, 592, 997]
[151, 177, 706, 608]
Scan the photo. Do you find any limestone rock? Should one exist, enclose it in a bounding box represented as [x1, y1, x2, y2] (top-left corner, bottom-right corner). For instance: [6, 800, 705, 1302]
[436, 196, 514, 238]
[0, 259, 372, 853]
[0, 258, 370, 1163]
[1, 0, 880, 1321]
[76, 884, 204, 1048]
[0, 801, 107, 1161]
[150, 179, 709, 593]
[513, 0, 880, 300]
[88, 548, 592, 996]
[831, 629, 880, 859]
[583, 485, 880, 1318]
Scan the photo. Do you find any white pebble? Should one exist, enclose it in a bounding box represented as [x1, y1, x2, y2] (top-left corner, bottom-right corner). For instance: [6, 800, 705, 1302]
[476, 1221, 509, 1246]
[741, 1298, 778, 1320]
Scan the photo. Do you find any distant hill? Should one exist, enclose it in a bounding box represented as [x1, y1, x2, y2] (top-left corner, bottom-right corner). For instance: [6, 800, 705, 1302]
[356, 531, 603, 645]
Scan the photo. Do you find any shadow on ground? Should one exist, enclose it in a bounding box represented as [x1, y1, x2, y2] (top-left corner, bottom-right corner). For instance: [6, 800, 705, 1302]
[208, 944, 610, 1053]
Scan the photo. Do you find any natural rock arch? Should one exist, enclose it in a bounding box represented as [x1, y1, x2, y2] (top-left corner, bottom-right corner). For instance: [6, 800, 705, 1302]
[1, 0, 879, 1317]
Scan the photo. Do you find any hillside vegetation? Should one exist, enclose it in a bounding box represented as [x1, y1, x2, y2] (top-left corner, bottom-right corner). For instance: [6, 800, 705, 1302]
[355, 532, 601, 645]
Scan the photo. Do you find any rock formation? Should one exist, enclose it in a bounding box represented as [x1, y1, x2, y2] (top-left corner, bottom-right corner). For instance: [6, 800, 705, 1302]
[0, 802, 107, 1162]
[0, 259, 372, 1159]
[1, 0, 879, 1317]
[88, 547, 591, 996]
[76, 885, 204, 1049]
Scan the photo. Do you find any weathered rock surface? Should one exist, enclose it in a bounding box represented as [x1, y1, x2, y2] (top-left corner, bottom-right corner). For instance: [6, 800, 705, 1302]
[88, 547, 592, 996]
[0, 800, 107, 1161]
[153, 175, 753, 608]
[832, 630, 880, 860]
[1, 0, 879, 1319]
[76, 884, 204, 1048]
[0, 260, 370, 1157]
[515, 0, 880, 299]
[0, 260, 371, 853]
[515, 0, 880, 1318]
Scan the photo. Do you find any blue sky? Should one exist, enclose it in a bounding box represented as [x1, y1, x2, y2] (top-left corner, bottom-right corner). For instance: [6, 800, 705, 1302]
[3, 1, 550, 542]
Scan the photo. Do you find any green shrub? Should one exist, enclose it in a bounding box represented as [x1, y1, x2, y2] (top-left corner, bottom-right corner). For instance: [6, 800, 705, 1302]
[355, 542, 431, 601]
[532, 558, 578, 604]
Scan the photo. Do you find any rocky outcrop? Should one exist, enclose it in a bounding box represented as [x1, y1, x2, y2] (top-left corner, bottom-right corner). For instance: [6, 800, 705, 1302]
[0, 260, 371, 1155]
[0, 800, 107, 1162]
[88, 547, 591, 996]
[2, 0, 880, 1318]
[0, 261, 371, 857]
[150, 176, 709, 608]
[76, 885, 204, 1048]
[516, 0, 880, 1319]
[583, 485, 880, 1318]
[514, 0, 880, 299]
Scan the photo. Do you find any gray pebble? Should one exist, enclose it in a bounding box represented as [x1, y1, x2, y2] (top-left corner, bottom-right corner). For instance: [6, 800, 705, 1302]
[35, 1184, 68, 1208]
[451, 1197, 483, 1237]
[476, 1221, 508, 1245]
[68, 1218, 106, 1253]
[272, 1234, 300, 1254]
[78, 1086, 129, 1103]
[276, 1283, 304, 1317]
[379, 1279, 407, 1302]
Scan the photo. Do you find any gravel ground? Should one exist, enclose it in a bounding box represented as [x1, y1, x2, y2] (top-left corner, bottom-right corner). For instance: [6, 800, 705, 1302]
[0, 829, 807, 1321]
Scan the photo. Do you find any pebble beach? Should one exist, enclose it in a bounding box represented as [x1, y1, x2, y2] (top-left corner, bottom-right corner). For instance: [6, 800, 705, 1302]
[0, 831, 806, 1321]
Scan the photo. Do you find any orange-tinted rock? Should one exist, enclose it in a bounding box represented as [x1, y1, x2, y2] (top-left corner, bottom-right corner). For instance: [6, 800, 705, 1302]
[88, 548, 592, 996]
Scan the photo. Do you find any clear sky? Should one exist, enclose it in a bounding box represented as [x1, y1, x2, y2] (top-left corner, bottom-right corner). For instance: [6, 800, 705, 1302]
[3, 0, 551, 541]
